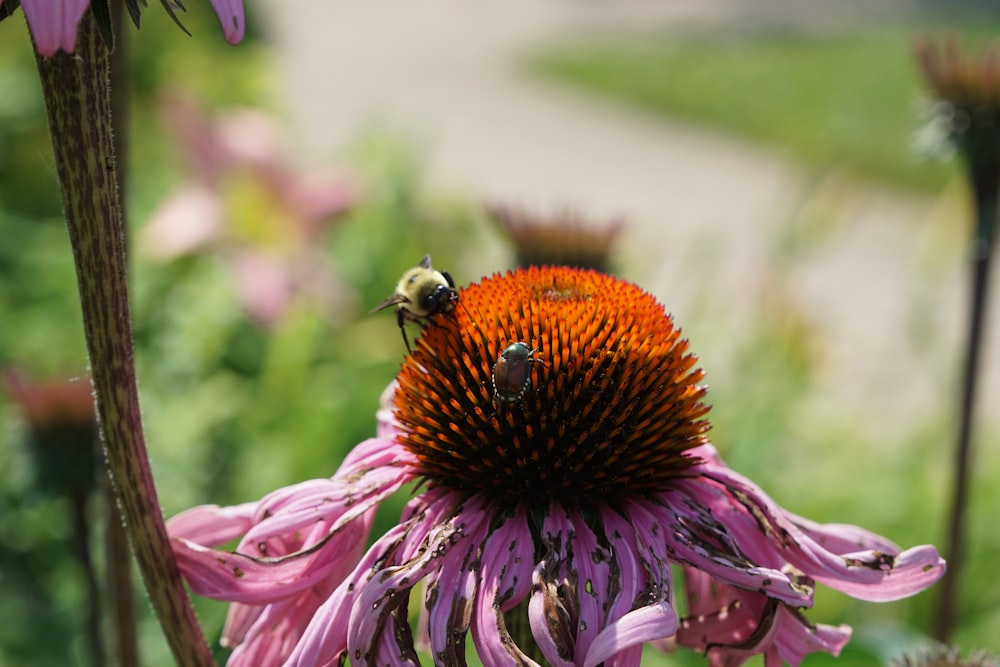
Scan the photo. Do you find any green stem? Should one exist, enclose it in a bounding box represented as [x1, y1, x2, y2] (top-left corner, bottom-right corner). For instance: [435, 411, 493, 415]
[32, 12, 214, 666]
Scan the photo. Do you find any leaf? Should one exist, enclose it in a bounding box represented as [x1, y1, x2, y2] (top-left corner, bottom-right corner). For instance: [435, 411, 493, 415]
[124, 0, 145, 29]
[89, 0, 115, 50]
[157, 0, 191, 37]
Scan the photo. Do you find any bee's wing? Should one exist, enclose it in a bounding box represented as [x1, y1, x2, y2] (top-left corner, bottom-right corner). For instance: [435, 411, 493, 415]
[418, 254, 432, 269]
[369, 293, 409, 314]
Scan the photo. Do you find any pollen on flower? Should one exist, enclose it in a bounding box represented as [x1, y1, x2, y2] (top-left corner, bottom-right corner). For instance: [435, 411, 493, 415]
[394, 265, 710, 504]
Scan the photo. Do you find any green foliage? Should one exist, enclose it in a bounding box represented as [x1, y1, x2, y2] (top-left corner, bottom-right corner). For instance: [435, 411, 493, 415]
[524, 20, 1000, 193]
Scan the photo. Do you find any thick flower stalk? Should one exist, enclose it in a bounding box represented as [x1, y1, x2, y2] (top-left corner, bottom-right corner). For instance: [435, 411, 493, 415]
[170, 266, 945, 666]
[24, 5, 250, 664]
[914, 36, 1000, 642]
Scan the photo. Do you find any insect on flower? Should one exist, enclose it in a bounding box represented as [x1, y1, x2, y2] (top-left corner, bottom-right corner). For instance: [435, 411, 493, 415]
[370, 254, 459, 353]
[492, 342, 545, 406]
[170, 266, 946, 667]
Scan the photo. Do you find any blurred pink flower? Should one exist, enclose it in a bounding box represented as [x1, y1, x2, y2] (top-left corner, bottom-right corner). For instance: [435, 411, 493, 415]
[9, 0, 246, 56]
[143, 95, 359, 326]
[169, 267, 944, 666]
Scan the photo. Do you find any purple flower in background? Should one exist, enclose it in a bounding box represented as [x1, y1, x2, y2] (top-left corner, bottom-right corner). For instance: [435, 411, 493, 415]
[142, 95, 359, 326]
[7, 0, 246, 56]
[169, 267, 945, 666]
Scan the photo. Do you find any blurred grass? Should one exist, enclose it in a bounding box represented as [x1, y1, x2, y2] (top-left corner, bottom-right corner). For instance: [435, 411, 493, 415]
[524, 19, 1000, 193]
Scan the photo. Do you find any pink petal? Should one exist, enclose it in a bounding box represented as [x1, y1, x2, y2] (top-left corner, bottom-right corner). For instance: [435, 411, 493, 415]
[20, 0, 89, 56]
[470, 510, 537, 666]
[527, 507, 577, 667]
[286, 522, 415, 667]
[166, 502, 256, 546]
[208, 0, 244, 44]
[424, 514, 488, 663]
[349, 496, 486, 664]
[674, 569, 854, 667]
[287, 489, 466, 666]
[171, 517, 369, 604]
[565, 510, 610, 664]
[584, 603, 677, 667]
[691, 466, 946, 601]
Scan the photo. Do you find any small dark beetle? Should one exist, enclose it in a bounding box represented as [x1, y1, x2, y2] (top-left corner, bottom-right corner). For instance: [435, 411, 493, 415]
[492, 342, 545, 405]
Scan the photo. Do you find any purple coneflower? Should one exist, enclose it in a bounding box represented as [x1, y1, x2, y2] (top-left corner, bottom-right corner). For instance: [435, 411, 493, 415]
[169, 266, 945, 666]
[7, 0, 245, 56]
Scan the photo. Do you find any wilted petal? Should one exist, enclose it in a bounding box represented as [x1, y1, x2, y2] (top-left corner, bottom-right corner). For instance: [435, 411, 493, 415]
[528, 506, 581, 667]
[676, 572, 851, 667]
[172, 517, 369, 605]
[285, 521, 415, 667]
[167, 502, 256, 546]
[424, 508, 489, 664]
[470, 510, 536, 666]
[20, 0, 89, 56]
[585, 604, 677, 667]
[692, 463, 946, 601]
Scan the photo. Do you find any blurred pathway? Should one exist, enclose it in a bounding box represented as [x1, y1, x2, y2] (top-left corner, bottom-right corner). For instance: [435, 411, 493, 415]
[254, 0, 997, 440]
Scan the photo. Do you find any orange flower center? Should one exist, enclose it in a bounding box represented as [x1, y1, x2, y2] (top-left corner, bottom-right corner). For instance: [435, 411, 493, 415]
[394, 266, 710, 505]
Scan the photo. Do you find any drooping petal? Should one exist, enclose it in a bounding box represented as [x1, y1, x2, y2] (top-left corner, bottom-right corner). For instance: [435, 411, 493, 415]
[168, 439, 409, 607]
[20, 0, 89, 56]
[225, 587, 335, 667]
[286, 488, 475, 666]
[675, 563, 854, 667]
[285, 521, 415, 667]
[470, 509, 537, 667]
[208, 0, 244, 44]
[584, 603, 677, 667]
[166, 501, 256, 545]
[653, 492, 815, 607]
[528, 505, 580, 667]
[565, 509, 612, 664]
[424, 501, 489, 664]
[172, 515, 370, 605]
[690, 462, 946, 601]
[349, 493, 487, 665]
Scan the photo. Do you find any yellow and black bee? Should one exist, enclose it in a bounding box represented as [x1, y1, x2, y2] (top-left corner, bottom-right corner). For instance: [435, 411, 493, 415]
[371, 254, 459, 353]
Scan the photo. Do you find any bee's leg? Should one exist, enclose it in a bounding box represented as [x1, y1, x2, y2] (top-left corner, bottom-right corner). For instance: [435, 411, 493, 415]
[397, 308, 413, 354]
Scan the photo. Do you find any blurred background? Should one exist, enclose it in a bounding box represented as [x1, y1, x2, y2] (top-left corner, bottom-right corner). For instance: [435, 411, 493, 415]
[1, 0, 999, 664]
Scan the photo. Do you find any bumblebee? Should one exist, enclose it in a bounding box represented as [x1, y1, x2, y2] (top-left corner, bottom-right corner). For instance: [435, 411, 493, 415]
[371, 254, 459, 353]
[492, 342, 545, 405]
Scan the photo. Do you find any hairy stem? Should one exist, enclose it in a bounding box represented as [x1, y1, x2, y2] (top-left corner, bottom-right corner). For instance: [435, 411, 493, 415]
[33, 11, 214, 665]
